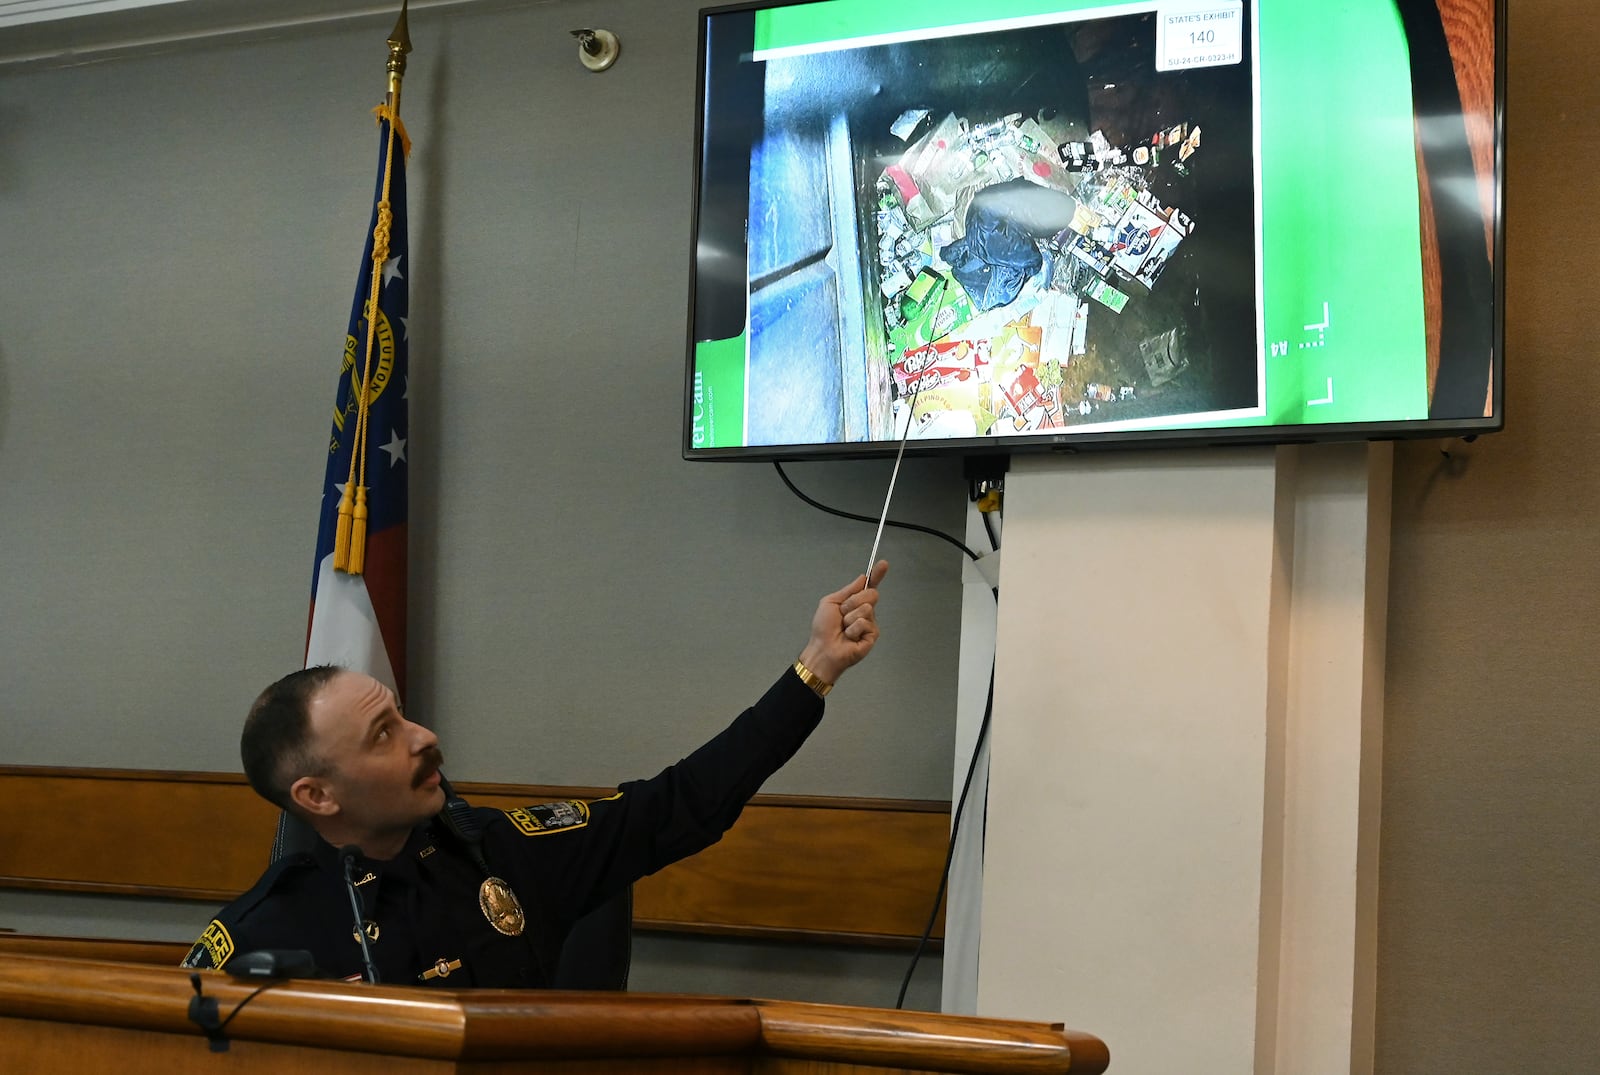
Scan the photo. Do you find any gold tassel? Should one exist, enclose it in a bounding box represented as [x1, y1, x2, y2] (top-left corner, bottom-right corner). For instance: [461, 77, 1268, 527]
[347, 486, 369, 575]
[333, 483, 356, 570]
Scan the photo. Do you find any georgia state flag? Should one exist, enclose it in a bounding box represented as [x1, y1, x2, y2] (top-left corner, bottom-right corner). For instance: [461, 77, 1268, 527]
[306, 110, 410, 698]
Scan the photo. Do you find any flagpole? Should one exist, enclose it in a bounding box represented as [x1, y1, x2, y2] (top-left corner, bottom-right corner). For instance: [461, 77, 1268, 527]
[385, 0, 412, 115]
[335, 1, 413, 575]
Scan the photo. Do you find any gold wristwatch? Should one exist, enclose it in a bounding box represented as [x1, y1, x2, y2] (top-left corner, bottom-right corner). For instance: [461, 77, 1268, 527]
[792, 659, 833, 697]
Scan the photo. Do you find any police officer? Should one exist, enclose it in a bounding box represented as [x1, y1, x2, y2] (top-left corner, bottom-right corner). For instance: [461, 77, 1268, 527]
[182, 563, 889, 987]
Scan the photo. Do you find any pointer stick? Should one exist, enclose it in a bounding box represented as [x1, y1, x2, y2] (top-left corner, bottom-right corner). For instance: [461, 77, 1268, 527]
[865, 374, 925, 585]
[865, 283, 949, 587]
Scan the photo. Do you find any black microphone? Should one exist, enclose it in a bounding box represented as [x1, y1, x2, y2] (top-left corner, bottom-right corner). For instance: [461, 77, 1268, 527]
[225, 949, 319, 980]
[437, 774, 484, 848]
[340, 845, 381, 984]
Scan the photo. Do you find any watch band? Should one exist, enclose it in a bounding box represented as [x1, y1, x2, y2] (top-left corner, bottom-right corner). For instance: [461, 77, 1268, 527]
[792, 659, 833, 697]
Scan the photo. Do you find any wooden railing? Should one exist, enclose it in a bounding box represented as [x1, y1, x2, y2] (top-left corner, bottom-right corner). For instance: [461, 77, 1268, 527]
[0, 951, 1111, 1073]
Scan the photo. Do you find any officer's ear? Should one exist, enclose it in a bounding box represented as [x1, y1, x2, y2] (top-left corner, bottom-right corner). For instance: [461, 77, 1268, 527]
[289, 775, 339, 818]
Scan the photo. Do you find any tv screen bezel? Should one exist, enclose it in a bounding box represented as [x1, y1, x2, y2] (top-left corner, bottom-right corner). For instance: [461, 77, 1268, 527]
[681, 0, 1507, 462]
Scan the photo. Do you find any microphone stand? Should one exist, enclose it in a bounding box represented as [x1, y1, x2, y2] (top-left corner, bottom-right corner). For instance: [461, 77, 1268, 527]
[340, 846, 382, 984]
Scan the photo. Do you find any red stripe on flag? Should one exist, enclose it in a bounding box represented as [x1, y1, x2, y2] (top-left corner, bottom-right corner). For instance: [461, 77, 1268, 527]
[363, 524, 408, 701]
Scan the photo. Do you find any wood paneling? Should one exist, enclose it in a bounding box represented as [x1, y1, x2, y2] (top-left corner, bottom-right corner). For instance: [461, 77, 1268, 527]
[0, 1019, 448, 1075]
[0, 934, 190, 965]
[0, 766, 949, 946]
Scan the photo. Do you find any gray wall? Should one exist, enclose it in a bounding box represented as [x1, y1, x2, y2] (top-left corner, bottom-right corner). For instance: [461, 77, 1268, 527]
[0, 0, 966, 790]
[1374, 1, 1600, 1068]
[4, 0, 1600, 1065]
[0, 0, 957, 1009]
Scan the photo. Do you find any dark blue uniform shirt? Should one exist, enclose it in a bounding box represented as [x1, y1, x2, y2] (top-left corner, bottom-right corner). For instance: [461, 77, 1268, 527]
[181, 669, 823, 986]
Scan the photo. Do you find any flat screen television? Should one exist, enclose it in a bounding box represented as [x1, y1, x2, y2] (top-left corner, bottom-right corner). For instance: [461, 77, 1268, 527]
[683, 0, 1503, 459]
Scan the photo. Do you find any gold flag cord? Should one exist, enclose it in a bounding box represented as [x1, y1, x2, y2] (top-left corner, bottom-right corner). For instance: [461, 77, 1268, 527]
[334, 1, 412, 576]
[334, 104, 410, 575]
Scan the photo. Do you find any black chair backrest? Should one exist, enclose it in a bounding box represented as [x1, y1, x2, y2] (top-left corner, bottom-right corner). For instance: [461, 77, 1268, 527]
[269, 807, 632, 990]
[270, 809, 321, 862]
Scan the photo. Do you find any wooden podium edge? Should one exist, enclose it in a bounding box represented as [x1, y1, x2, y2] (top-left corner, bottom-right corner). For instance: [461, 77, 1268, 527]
[0, 952, 1108, 1073]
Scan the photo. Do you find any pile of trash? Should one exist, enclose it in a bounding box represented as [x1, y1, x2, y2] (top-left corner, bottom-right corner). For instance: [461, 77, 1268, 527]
[873, 109, 1201, 436]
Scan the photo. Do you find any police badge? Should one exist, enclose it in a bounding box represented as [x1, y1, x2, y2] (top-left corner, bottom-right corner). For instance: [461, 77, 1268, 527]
[479, 876, 526, 936]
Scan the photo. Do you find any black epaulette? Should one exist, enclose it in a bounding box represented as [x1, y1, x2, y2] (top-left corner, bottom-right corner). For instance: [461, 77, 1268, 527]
[179, 852, 317, 970]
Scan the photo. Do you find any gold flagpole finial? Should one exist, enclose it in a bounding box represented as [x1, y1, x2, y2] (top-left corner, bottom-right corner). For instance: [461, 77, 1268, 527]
[385, 0, 412, 115]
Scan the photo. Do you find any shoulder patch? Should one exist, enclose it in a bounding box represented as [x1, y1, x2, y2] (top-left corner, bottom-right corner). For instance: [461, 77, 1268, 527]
[181, 919, 235, 969]
[503, 800, 590, 836]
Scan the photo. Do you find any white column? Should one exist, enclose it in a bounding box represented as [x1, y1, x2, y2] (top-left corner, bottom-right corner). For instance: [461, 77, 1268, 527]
[975, 443, 1387, 1074]
[942, 498, 1001, 1014]
[1266, 442, 1389, 1074]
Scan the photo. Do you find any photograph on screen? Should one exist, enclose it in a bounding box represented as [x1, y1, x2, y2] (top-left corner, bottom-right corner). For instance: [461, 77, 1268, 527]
[747, 7, 1259, 447]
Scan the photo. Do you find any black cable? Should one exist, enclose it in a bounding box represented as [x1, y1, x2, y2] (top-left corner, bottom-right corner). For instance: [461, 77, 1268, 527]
[896, 664, 995, 1009]
[216, 981, 276, 1034]
[188, 973, 279, 1053]
[892, 491, 999, 1007]
[773, 461, 982, 563]
[980, 509, 999, 554]
[772, 457, 1001, 1010]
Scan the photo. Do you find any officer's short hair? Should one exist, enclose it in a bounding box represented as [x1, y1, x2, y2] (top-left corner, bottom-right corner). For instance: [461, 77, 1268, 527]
[241, 666, 343, 813]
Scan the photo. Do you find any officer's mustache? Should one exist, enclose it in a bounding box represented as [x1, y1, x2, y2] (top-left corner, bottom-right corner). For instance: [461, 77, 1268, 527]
[413, 745, 445, 788]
